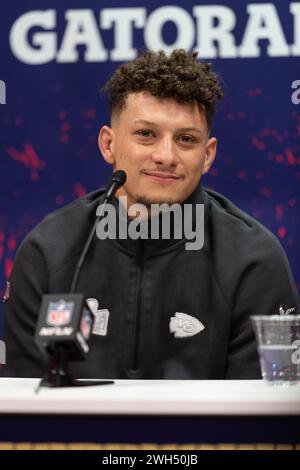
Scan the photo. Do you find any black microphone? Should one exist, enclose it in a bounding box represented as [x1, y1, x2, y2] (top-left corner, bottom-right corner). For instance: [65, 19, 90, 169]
[34, 170, 127, 388]
[70, 170, 127, 293]
[105, 169, 127, 200]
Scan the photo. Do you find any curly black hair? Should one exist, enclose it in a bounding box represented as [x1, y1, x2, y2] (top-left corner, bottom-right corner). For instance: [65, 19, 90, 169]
[104, 49, 223, 130]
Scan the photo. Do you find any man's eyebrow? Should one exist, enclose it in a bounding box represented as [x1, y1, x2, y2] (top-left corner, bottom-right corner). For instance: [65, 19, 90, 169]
[132, 119, 158, 127]
[132, 119, 203, 135]
[177, 127, 203, 136]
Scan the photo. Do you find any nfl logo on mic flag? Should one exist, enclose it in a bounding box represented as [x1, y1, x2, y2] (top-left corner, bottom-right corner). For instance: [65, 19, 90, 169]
[35, 294, 94, 359]
[46, 300, 73, 326]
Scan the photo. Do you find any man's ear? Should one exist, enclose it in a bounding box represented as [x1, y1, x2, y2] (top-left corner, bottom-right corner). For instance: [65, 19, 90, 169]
[98, 125, 115, 165]
[202, 137, 217, 175]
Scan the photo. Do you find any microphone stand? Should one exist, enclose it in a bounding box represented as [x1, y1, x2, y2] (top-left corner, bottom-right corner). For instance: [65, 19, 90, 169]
[39, 345, 114, 389]
[70, 200, 110, 294]
[37, 171, 126, 389]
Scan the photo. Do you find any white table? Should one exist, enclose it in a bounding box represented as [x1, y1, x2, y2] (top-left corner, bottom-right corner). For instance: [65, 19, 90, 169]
[0, 379, 299, 446]
[0, 378, 299, 415]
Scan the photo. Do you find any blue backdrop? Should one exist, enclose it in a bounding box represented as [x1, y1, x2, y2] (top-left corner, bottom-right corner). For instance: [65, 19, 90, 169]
[0, 1, 300, 337]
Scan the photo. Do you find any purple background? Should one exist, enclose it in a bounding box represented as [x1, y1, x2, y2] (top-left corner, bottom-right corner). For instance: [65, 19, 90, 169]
[0, 1, 300, 337]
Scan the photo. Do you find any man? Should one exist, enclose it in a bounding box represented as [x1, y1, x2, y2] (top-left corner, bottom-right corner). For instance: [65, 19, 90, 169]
[4, 49, 299, 379]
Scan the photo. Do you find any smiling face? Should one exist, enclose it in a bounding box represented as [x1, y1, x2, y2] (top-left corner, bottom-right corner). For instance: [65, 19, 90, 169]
[98, 92, 217, 208]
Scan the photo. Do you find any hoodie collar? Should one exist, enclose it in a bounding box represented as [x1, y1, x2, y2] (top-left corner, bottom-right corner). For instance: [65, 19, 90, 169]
[96, 183, 205, 257]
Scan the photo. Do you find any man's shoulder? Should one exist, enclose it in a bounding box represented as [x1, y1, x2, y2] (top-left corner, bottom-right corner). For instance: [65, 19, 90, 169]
[16, 188, 105, 270]
[203, 188, 277, 241]
[202, 187, 288, 268]
[201, 187, 299, 315]
[38, 188, 104, 230]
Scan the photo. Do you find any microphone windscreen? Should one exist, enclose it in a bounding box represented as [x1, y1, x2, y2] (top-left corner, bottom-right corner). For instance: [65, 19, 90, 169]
[112, 170, 127, 187]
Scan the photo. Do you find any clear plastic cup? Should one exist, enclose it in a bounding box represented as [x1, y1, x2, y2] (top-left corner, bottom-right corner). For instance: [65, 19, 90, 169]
[251, 315, 300, 384]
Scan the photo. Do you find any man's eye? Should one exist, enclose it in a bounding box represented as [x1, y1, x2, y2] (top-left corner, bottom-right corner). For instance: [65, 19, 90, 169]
[136, 130, 154, 137]
[179, 135, 195, 143]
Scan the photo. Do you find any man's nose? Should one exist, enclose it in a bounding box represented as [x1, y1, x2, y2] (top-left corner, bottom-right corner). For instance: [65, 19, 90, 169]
[151, 137, 179, 167]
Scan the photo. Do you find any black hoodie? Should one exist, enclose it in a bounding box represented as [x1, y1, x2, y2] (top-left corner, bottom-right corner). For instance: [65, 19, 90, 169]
[3, 185, 299, 379]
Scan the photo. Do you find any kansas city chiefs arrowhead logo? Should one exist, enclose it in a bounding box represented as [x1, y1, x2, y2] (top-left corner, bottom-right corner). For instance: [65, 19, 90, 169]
[169, 312, 205, 338]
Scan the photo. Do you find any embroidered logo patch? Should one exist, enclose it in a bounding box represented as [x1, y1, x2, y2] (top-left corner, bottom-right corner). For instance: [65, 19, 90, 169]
[279, 305, 296, 316]
[86, 298, 110, 336]
[169, 312, 205, 338]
